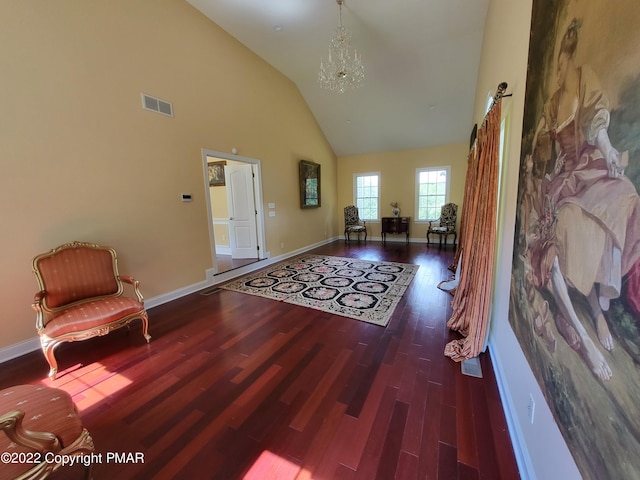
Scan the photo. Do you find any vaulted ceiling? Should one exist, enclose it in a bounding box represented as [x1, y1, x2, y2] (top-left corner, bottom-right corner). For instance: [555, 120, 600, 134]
[187, 0, 489, 157]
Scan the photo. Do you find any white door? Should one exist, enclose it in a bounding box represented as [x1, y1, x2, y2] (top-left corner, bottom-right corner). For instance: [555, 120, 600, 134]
[226, 164, 258, 259]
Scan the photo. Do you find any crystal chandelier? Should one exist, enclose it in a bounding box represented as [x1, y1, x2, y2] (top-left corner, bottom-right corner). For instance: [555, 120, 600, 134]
[318, 0, 364, 93]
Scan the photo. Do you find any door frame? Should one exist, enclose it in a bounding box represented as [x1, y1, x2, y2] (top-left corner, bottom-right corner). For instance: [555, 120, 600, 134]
[201, 149, 267, 274]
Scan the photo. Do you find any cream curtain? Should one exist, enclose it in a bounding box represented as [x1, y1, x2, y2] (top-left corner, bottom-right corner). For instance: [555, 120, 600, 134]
[444, 87, 504, 361]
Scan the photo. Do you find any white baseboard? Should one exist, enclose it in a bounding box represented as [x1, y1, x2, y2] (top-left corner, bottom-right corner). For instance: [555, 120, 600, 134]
[144, 279, 211, 309]
[488, 339, 534, 480]
[0, 337, 42, 364]
[0, 237, 340, 365]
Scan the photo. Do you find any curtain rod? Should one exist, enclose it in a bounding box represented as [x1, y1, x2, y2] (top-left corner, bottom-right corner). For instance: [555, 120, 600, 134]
[470, 82, 510, 148]
[481, 82, 510, 124]
[491, 81, 509, 107]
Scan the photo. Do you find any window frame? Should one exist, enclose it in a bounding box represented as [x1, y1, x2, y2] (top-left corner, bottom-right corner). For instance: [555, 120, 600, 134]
[415, 166, 451, 222]
[353, 172, 380, 221]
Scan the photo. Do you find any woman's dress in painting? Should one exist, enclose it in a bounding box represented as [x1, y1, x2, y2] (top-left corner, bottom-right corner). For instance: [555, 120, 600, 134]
[529, 65, 640, 315]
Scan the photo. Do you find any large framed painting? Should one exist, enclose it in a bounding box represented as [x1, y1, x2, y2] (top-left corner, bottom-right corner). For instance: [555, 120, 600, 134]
[299, 160, 321, 208]
[510, 1, 640, 478]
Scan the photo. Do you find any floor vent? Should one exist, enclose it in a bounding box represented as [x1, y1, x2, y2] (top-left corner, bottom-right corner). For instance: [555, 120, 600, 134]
[141, 93, 173, 117]
[200, 287, 222, 296]
[461, 357, 483, 378]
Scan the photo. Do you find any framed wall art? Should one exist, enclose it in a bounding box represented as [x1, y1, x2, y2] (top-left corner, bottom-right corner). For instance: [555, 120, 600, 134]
[510, 2, 640, 478]
[208, 161, 226, 187]
[299, 160, 321, 208]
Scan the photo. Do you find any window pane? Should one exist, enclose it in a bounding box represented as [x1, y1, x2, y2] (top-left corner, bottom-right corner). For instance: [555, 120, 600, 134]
[355, 174, 379, 220]
[416, 168, 449, 221]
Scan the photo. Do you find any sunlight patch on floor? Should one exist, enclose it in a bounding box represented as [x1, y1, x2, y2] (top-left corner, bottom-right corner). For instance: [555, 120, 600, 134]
[243, 450, 305, 480]
[39, 362, 133, 412]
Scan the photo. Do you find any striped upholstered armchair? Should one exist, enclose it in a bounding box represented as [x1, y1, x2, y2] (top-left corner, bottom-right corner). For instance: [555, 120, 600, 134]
[32, 241, 151, 379]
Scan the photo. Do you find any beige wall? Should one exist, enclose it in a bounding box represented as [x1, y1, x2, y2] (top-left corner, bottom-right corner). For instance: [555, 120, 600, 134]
[0, 0, 337, 348]
[337, 144, 469, 240]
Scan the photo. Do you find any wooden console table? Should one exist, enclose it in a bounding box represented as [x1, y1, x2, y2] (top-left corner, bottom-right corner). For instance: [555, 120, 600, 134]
[381, 217, 410, 244]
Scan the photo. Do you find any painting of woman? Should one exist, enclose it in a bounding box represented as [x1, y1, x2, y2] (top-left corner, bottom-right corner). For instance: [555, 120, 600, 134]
[512, 2, 640, 477]
[524, 19, 640, 380]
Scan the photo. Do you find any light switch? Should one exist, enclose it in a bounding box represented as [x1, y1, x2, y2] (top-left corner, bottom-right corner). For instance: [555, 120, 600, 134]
[269, 211, 276, 217]
[268, 203, 276, 209]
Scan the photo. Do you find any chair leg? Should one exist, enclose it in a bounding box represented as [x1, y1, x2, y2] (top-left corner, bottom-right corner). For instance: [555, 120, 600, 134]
[40, 337, 59, 380]
[140, 312, 151, 343]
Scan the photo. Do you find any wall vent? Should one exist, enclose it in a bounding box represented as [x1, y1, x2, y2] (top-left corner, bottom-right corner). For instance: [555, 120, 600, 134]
[141, 93, 173, 117]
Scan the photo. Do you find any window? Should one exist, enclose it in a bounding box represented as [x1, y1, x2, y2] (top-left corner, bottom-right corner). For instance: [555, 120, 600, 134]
[354, 173, 379, 220]
[416, 167, 450, 220]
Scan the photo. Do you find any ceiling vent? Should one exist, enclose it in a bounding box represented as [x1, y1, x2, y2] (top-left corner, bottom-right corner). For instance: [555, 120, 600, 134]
[141, 93, 173, 117]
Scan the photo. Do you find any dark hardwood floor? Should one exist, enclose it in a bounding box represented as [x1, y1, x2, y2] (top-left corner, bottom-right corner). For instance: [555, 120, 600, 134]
[1, 240, 520, 479]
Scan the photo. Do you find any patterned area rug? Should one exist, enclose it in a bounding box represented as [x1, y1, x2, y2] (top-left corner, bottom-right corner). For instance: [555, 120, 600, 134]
[220, 254, 418, 327]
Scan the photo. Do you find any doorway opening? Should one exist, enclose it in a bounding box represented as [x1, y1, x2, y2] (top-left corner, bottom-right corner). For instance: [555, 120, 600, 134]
[201, 149, 266, 276]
